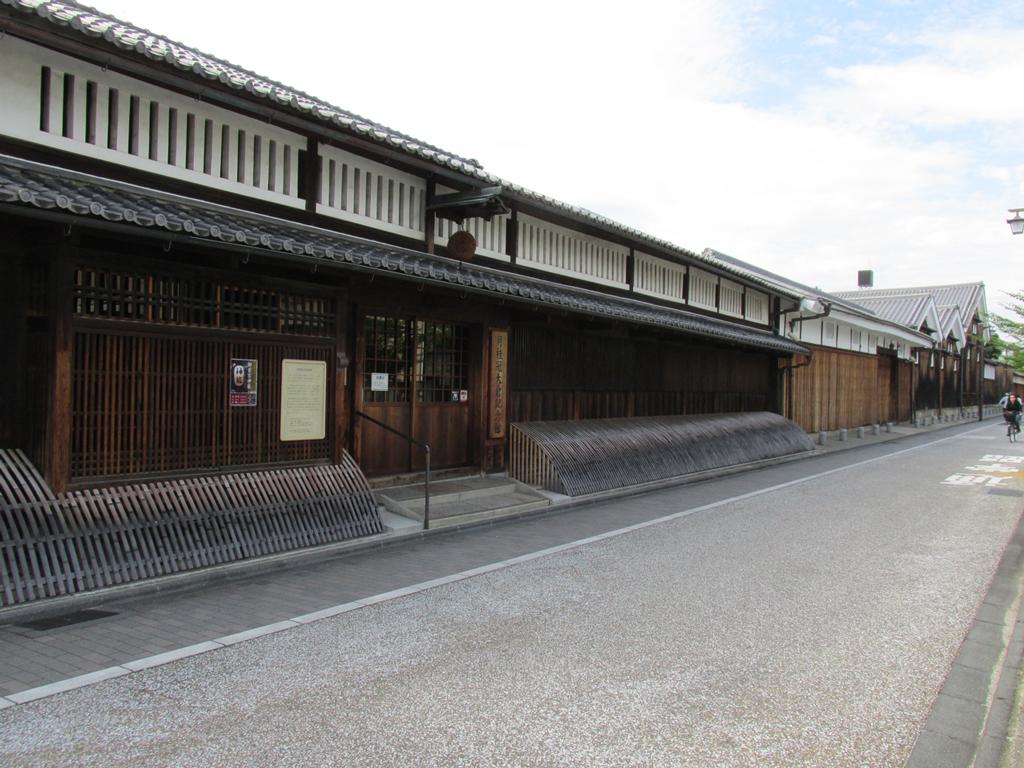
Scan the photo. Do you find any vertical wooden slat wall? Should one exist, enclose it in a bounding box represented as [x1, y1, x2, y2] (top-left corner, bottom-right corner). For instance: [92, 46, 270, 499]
[66, 258, 338, 484]
[788, 348, 906, 432]
[508, 324, 774, 423]
[70, 329, 333, 481]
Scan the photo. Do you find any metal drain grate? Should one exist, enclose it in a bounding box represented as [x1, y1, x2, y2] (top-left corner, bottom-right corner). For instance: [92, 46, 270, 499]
[17, 609, 119, 631]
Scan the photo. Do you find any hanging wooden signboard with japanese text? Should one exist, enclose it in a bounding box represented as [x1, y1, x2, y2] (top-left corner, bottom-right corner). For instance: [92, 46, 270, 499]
[489, 329, 508, 439]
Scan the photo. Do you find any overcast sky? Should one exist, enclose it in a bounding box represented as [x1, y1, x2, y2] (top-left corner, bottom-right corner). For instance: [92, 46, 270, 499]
[88, 0, 1024, 316]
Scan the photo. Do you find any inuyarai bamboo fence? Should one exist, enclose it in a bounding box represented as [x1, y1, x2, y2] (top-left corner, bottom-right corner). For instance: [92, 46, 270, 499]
[0, 449, 382, 607]
[509, 412, 815, 496]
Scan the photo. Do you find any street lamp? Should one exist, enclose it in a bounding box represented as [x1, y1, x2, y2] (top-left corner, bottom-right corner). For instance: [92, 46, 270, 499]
[1008, 208, 1024, 235]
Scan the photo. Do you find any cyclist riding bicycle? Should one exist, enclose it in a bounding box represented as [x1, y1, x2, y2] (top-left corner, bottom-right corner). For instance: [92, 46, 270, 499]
[1004, 393, 1022, 433]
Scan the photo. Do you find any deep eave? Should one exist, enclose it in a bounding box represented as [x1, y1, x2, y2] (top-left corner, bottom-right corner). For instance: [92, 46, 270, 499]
[0, 154, 809, 355]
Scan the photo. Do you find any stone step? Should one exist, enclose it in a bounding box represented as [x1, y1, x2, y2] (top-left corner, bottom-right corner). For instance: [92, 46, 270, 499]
[417, 492, 552, 529]
[376, 476, 522, 513]
[375, 477, 551, 528]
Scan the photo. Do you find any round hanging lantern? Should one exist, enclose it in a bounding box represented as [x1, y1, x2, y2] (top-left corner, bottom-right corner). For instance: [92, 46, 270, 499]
[448, 230, 477, 261]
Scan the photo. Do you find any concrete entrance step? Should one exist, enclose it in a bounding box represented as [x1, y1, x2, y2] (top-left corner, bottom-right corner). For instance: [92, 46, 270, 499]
[375, 476, 550, 529]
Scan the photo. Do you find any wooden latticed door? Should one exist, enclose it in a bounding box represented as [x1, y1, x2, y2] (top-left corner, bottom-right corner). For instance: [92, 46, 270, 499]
[357, 315, 472, 476]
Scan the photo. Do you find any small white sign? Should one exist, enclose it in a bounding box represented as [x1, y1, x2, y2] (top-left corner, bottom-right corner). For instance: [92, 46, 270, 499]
[371, 372, 389, 392]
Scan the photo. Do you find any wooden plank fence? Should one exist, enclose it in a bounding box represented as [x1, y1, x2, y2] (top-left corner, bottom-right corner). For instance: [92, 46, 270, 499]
[0, 450, 382, 607]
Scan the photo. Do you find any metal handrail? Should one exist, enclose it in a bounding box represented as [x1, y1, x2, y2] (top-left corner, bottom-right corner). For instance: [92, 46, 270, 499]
[354, 410, 432, 530]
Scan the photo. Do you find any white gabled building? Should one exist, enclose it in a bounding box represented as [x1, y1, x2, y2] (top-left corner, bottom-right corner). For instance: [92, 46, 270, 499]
[702, 250, 934, 431]
[832, 283, 997, 415]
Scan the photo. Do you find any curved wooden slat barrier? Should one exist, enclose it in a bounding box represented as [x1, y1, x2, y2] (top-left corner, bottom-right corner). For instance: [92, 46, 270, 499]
[0, 452, 382, 607]
[0, 449, 57, 506]
[509, 412, 815, 496]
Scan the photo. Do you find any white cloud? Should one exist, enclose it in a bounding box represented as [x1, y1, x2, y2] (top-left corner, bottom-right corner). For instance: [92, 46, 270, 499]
[811, 27, 1024, 127]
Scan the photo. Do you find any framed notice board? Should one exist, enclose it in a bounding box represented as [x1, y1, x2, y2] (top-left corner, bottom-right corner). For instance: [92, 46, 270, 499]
[280, 359, 327, 441]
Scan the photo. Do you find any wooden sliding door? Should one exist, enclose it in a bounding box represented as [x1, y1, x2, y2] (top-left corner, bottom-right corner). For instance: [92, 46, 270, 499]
[357, 314, 473, 477]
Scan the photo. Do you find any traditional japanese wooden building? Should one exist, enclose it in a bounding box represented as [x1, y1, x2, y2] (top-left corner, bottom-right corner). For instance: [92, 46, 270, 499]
[832, 283, 991, 419]
[701, 250, 932, 432]
[0, 1, 817, 604]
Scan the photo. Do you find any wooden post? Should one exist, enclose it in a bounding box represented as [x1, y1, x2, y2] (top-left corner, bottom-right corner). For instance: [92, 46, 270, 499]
[911, 354, 918, 422]
[977, 336, 984, 422]
[772, 356, 785, 416]
[0, 243, 20, 450]
[46, 243, 74, 493]
[894, 359, 900, 422]
[408, 315, 418, 470]
[507, 208, 519, 265]
[959, 346, 966, 409]
[305, 136, 320, 215]
[425, 180, 436, 255]
[332, 288, 348, 464]
[351, 304, 364, 462]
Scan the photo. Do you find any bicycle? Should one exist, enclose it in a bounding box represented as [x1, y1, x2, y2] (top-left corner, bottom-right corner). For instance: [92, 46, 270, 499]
[1004, 410, 1020, 443]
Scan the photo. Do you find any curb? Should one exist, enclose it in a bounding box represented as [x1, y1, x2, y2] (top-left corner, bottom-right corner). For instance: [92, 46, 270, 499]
[906, 506, 1024, 767]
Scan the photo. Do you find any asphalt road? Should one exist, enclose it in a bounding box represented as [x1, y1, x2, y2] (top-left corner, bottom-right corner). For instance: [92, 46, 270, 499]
[1, 424, 1022, 767]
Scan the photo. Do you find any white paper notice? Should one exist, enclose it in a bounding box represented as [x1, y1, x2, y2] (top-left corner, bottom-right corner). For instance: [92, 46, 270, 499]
[280, 359, 327, 441]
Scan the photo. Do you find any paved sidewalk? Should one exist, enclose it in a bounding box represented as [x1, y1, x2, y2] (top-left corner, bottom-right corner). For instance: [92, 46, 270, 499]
[0, 414, 1002, 707]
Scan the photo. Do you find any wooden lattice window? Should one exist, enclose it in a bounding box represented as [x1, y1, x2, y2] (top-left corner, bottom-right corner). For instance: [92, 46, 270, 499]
[363, 315, 411, 403]
[415, 320, 468, 403]
[73, 266, 334, 336]
[70, 330, 331, 480]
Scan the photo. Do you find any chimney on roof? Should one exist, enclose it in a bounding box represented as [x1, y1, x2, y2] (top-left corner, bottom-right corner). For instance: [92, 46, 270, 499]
[858, 270, 874, 288]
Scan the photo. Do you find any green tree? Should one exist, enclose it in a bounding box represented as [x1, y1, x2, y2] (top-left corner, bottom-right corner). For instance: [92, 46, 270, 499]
[989, 291, 1024, 370]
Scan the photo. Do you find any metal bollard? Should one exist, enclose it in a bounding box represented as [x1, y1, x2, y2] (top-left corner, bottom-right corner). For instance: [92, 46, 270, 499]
[839, 428, 848, 442]
[885, 422, 892, 433]
[818, 431, 827, 446]
[857, 426, 865, 438]
[872, 424, 880, 436]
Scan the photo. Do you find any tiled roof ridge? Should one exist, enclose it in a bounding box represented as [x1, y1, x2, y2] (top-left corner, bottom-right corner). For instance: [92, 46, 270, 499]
[838, 292, 936, 307]
[832, 282, 983, 297]
[699, 248, 802, 298]
[832, 289, 937, 298]
[842, 294, 937, 328]
[701, 248, 884, 315]
[0, 0, 483, 168]
[832, 285, 986, 328]
[700, 251, 942, 343]
[2, 0, 728, 280]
